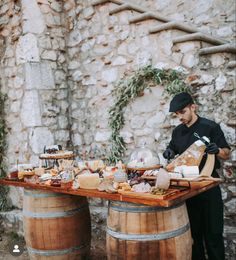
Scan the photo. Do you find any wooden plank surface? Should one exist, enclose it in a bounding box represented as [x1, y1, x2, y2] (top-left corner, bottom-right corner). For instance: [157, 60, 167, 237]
[118, 188, 181, 200]
[0, 178, 222, 207]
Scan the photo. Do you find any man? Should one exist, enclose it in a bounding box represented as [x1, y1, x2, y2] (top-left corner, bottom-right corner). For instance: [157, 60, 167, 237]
[163, 92, 230, 260]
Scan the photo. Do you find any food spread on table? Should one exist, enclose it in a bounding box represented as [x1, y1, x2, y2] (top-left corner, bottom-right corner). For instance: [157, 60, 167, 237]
[5, 139, 218, 198]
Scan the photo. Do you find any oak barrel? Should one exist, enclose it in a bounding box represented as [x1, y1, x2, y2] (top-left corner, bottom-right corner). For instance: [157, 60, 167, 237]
[107, 201, 192, 260]
[23, 189, 91, 260]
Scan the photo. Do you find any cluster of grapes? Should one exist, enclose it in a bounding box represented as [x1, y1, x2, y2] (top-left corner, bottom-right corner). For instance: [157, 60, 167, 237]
[127, 171, 142, 186]
[128, 171, 156, 187]
[127, 171, 142, 179]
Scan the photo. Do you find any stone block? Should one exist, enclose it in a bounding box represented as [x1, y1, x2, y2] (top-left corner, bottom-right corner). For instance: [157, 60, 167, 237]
[55, 130, 70, 142]
[45, 13, 61, 26]
[41, 50, 57, 61]
[24, 63, 41, 89]
[67, 30, 82, 47]
[112, 56, 127, 66]
[72, 70, 83, 82]
[146, 112, 166, 128]
[134, 128, 152, 137]
[73, 133, 83, 146]
[120, 131, 133, 144]
[135, 51, 152, 67]
[130, 116, 145, 129]
[220, 123, 235, 145]
[51, 1, 62, 12]
[95, 131, 111, 142]
[20, 90, 42, 127]
[16, 34, 40, 65]
[0, 210, 23, 236]
[131, 94, 159, 114]
[101, 68, 118, 83]
[210, 54, 225, 68]
[225, 198, 236, 214]
[83, 7, 95, 20]
[82, 77, 97, 86]
[215, 73, 227, 90]
[29, 127, 54, 154]
[22, 0, 45, 34]
[10, 101, 21, 113]
[182, 53, 198, 68]
[40, 63, 55, 88]
[8, 187, 24, 209]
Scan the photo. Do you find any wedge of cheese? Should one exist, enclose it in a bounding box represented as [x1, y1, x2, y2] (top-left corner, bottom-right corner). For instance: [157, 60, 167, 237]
[166, 140, 206, 172]
[77, 173, 101, 189]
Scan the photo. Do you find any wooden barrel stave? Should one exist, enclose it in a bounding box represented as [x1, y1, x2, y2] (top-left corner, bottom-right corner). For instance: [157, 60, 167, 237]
[27, 246, 90, 260]
[23, 189, 91, 260]
[107, 201, 192, 260]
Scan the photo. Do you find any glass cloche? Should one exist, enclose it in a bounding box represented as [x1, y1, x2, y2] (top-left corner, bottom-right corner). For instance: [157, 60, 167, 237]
[127, 146, 160, 169]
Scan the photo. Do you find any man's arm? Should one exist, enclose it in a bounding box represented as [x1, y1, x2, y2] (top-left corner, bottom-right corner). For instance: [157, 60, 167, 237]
[217, 148, 231, 160]
[206, 124, 231, 160]
[205, 143, 231, 160]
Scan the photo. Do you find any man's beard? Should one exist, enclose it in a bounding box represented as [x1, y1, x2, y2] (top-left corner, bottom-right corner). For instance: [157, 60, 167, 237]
[181, 118, 191, 125]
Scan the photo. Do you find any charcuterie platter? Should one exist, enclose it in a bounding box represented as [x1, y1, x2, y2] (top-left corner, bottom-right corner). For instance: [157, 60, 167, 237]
[118, 187, 185, 200]
[0, 178, 222, 207]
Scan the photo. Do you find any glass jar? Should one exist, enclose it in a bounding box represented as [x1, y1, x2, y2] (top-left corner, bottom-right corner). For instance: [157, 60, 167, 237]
[127, 146, 160, 168]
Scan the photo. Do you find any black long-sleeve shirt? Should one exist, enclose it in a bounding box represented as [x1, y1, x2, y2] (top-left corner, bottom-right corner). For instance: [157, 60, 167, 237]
[167, 116, 230, 176]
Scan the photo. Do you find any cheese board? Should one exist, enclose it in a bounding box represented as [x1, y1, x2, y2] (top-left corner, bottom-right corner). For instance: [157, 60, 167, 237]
[118, 188, 183, 200]
[0, 178, 222, 207]
[141, 175, 222, 182]
[126, 164, 162, 171]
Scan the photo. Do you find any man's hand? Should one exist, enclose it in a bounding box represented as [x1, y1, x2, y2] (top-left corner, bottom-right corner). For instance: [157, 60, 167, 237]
[163, 148, 175, 160]
[205, 143, 220, 154]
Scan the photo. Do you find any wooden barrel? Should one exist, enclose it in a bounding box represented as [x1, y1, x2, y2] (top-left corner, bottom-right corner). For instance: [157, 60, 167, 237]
[107, 201, 192, 260]
[23, 189, 91, 260]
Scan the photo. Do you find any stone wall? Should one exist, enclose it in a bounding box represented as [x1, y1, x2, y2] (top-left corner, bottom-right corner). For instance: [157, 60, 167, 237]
[0, 0, 71, 208]
[0, 0, 235, 258]
[0, 0, 70, 166]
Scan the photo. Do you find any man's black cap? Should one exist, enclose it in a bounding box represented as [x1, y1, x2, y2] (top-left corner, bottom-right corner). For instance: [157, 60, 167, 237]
[169, 92, 194, 112]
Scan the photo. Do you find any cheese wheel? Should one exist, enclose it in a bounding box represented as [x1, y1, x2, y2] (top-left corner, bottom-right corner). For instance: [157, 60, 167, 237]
[77, 173, 101, 189]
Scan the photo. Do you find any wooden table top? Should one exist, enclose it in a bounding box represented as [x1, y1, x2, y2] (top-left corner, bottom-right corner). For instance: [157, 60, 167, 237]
[0, 178, 222, 207]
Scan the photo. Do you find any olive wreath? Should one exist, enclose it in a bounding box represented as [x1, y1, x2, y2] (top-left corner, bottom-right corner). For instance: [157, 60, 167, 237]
[107, 65, 190, 164]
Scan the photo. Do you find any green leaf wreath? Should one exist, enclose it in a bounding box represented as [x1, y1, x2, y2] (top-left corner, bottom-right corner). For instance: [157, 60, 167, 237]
[107, 65, 190, 164]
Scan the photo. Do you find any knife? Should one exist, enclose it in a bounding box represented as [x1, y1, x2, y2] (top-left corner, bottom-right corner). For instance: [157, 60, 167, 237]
[193, 132, 210, 145]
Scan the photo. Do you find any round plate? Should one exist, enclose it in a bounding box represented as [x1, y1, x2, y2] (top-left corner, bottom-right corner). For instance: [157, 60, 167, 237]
[126, 164, 162, 171]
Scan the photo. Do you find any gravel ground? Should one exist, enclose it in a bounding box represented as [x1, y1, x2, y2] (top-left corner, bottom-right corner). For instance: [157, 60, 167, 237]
[0, 232, 28, 260]
[0, 232, 106, 260]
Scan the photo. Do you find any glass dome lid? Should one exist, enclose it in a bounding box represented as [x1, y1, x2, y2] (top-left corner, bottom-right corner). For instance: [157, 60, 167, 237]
[127, 146, 160, 169]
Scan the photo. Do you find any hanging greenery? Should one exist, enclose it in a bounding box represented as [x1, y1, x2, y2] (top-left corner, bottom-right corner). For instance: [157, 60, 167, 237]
[107, 65, 190, 164]
[0, 91, 8, 210]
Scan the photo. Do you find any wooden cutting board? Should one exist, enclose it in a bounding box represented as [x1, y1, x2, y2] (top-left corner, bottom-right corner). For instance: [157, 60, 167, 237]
[118, 188, 181, 200]
[127, 164, 162, 171]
